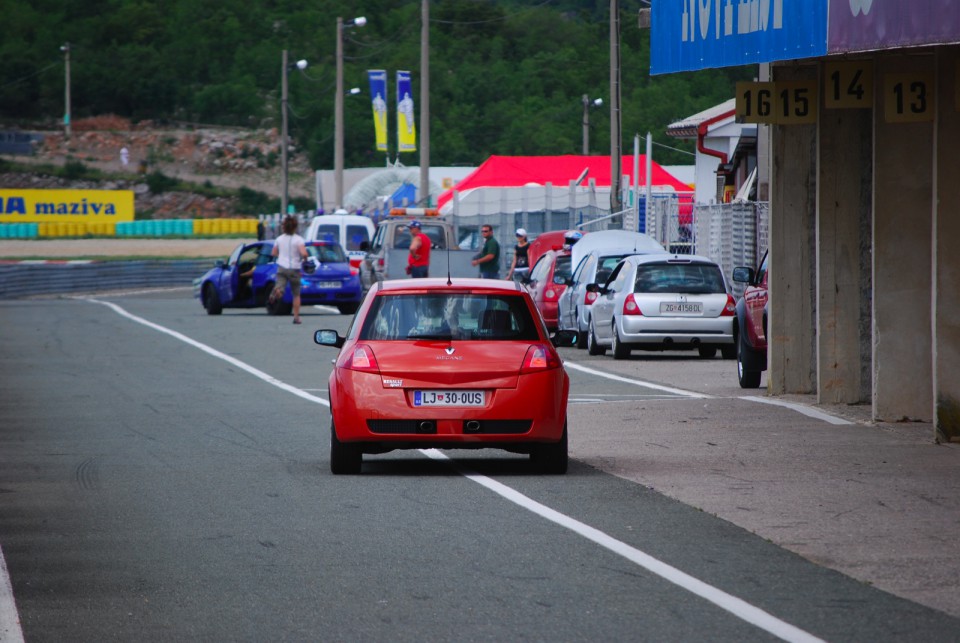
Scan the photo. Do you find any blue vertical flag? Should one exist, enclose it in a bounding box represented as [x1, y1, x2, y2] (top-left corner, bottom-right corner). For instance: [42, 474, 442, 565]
[396, 71, 417, 153]
[367, 70, 388, 152]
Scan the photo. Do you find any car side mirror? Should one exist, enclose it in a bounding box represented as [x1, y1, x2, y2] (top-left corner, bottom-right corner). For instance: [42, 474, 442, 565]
[550, 329, 578, 347]
[732, 267, 755, 284]
[314, 329, 345, 348]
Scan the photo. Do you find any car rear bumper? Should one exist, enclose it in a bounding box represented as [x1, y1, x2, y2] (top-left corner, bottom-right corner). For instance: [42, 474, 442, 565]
[619, 316, 734, 345]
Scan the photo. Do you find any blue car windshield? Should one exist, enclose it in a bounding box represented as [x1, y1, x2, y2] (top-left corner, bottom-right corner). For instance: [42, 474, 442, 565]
[360, 294, 539, 341]
[307, 244, 348, 263]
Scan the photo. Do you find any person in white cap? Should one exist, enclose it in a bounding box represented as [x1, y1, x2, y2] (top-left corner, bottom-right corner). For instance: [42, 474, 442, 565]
[507, 227, 530, 282]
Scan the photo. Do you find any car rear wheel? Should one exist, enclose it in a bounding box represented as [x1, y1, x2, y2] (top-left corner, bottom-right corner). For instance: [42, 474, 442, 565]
[698, 346, 717, 359]
[720, 343, 737, 360]
[612, 323, 630, 360]
[587, 320, 605, 356]
[737, 335, 762, 389]
[530, 421, 568, 474]
[330, 418, 362, 474]
[576, 317, 588, 349]
[203, 283, 222, 315]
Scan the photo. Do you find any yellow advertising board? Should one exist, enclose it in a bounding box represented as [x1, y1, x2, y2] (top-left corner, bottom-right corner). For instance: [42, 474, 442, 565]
[0, 189, 134, 223]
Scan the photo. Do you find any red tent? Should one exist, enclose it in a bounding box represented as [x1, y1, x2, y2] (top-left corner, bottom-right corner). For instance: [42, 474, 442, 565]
[436, 154, 692, 209]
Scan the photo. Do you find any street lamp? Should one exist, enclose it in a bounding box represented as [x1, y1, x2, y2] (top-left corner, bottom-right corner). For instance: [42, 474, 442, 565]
[281, 51, 308, 217]
[335, 15, 367, 209]
[581, 95, 603, 155]
[60, 43, 71, 141]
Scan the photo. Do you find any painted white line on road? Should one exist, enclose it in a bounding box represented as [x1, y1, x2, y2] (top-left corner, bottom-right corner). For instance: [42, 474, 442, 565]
[564, 361, 712, 399]
[79, 297, 329, 407]
[422, 449, 823, 643]
[0, 544, 24, 643]
[31, 298, 821, 642]
[741, 396, 852, 425]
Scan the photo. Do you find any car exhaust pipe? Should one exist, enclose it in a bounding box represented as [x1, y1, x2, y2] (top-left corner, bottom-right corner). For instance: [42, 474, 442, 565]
[418, 420, 436, 434]
[690, 338, 700, 346]
[464, 420, 481, 433]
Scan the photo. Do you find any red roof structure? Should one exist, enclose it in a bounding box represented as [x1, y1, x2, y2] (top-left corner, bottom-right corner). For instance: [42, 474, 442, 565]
[436, 155, 691, 209]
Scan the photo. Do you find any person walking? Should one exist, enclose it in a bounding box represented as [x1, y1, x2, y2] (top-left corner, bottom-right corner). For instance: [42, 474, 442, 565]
[406, 220, 431, 278]
[270, 215, 308, 324]
[471, 224, 501, 279]
[506, 228, 530, 281]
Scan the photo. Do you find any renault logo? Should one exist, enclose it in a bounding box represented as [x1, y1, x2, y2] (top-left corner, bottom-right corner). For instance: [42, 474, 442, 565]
[445, 347, 455, 355]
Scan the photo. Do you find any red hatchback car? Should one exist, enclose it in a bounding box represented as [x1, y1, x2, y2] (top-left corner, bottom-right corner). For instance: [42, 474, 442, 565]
[314, 278, 578, 474]
[523, 248, 573, 330]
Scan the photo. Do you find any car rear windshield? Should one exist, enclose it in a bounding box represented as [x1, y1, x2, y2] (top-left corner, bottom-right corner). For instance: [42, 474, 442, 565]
[360, 293, 539, 341]
[554, 255, 573, 280]
[307, 244, 347, 264]
[634, 263, 727, 294]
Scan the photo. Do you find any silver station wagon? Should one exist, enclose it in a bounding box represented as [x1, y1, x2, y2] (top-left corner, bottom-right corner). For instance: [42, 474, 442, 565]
[585, 253, 736, 359]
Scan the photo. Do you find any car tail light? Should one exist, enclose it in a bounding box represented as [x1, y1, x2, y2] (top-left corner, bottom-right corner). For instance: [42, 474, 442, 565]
[341, 344, 380, 372]
[545, 285, 565, 302]
[350, 266, 359, 276]
[720, 294, 736, 316]
[623, 293, 643, 316]
[584, 290, 598, 305]
[521, 344, 561, 372]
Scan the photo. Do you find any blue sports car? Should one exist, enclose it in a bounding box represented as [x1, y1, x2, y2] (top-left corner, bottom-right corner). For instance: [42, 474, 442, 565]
[196, 240, 363, 316]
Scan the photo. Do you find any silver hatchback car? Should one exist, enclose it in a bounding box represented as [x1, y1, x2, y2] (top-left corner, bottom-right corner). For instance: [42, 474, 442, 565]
[586, 253, 737, 359]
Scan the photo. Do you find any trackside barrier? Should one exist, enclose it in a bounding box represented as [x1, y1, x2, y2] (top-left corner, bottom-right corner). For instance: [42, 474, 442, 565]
[0, 218, 259, 239]
[0, 259, 217, 299]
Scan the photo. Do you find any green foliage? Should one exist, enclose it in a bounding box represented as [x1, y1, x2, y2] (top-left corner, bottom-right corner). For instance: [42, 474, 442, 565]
[0, 0, 752, 168]
[145, 171, 178, 194]
[62, 159, 89, 180]
[236, 186, 276, 215]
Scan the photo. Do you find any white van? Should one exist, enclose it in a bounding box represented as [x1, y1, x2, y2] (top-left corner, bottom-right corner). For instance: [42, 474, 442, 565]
[304, 211, 376, 270]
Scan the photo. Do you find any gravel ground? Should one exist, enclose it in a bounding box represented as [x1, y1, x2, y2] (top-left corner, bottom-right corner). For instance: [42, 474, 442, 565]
[0, 238, 243, 259]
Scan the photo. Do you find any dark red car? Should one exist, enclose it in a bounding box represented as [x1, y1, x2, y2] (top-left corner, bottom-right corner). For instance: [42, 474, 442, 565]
[523, 248, 573, 331]
[732, 251, 769, 388]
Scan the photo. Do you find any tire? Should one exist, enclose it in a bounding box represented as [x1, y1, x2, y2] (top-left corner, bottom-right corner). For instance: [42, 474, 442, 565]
[338, 302, 360, 315]
[737, 335, 762, 389]
[587, 319, 605, 356]
[720, 343, 737, 360]
[329, 419, 362, 474]
[576, 317, 588, 349]
[203, 283, 222, 315]
[698, 346, 717, 359]
[612, 323, 630, 360]
[530, 421, 568, 474]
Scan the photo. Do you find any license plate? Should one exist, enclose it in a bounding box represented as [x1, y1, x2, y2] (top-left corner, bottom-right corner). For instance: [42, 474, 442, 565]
[660, 302, 702, 314]
[414, 390, 485, 407]
[317, 281, 340, 289]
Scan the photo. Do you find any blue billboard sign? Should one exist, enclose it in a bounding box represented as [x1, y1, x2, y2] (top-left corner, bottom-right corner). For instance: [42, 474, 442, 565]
[650, 0, 828, 75]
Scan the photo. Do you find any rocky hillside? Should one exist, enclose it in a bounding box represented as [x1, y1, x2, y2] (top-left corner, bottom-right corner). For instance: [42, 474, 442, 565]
[1, 115, 316, 219]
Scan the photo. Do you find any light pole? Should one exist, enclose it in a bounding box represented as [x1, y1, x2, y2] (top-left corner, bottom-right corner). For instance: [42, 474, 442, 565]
[609, 0, 623, 214]
[581, 95, 602, 155]
[281, 51, 308, 217]
[335, 15, 367, 209]
[60, 42, 71, 141]
[419, 0, 430, 207]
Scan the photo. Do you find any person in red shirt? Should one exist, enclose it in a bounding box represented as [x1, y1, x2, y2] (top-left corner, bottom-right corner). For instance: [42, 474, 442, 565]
[406, 221, 431, 278]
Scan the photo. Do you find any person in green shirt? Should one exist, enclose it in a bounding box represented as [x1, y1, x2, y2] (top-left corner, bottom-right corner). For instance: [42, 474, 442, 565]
[471, 224, 501, 279]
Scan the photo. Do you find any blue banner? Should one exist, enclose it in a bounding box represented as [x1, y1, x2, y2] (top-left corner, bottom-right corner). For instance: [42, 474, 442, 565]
[651, 0, 827, 75]
[367, 70, 388, 152]
[396, 71, 417, 153]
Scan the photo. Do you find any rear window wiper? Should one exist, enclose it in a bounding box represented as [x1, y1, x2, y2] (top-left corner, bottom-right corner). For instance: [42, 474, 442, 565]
[407, 332, 454, 340]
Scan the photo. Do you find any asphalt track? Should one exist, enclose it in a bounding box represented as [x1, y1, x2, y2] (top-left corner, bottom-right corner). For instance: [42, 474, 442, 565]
[1, 290, 957, 641]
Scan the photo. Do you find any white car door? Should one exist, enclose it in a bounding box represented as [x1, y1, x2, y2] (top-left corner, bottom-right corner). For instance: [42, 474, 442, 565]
[591, 259, 630, 343]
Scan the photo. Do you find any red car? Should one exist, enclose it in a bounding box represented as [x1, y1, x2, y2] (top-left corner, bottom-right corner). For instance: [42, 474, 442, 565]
[732, 251, 769, 388]
[523, 248, 573, 330]
[314, 278, 578, 474]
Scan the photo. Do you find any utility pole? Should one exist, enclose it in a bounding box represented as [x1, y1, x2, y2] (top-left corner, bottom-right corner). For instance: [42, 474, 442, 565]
[419, 0, 431, 207]
[335, 17, 345, 209]
[281, 49, 289, 217]
[61, 43, 71, 141]
[609, 0, 622, 214]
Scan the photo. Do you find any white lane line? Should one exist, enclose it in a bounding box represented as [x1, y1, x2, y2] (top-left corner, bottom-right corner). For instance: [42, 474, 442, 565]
[75, 297, 821, 640]
[422, 449, 823, 643]
[79, 297, 329, 407]
[741, 396, 852, 425]
[564, 361, 712, 399]
[0, 544, 24, 643]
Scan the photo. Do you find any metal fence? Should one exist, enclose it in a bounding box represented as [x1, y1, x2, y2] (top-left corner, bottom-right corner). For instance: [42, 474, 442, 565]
[0, 259, 216, 299]
[693, 201, 769, 298]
